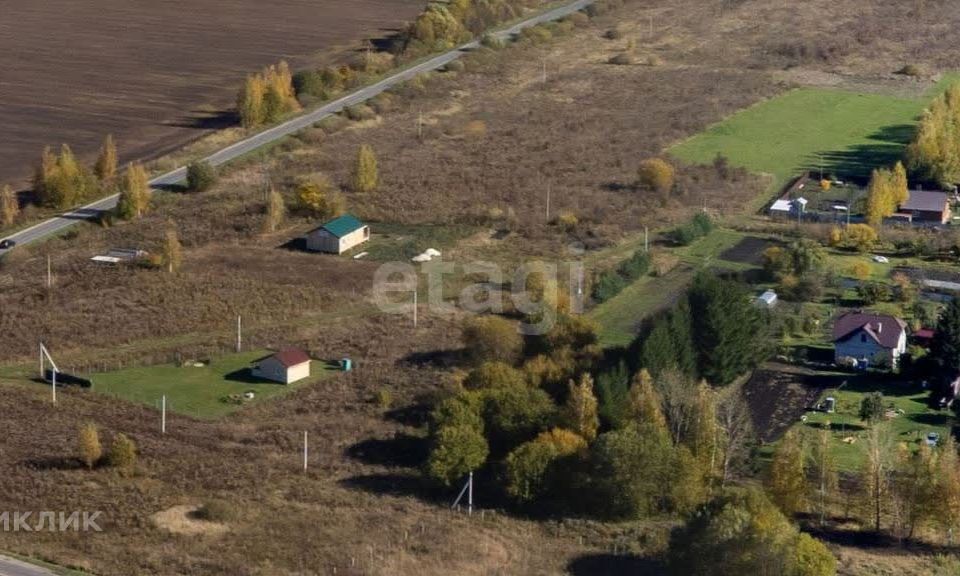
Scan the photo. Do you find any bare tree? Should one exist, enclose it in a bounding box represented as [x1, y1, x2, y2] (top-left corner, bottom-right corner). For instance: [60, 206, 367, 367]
[716, 391, 754, 489]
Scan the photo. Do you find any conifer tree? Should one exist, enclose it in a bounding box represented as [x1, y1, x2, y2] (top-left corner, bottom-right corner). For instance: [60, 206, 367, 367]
[562, 373, 599, 442]
[769, 428, 806, 516]
[0, 185, 19, 227]
[94, 134, 118, 184]
[353, 144, 379, 193]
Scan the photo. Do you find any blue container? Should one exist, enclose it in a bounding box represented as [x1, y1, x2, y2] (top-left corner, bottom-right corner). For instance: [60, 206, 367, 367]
[341, 358, 352, 372]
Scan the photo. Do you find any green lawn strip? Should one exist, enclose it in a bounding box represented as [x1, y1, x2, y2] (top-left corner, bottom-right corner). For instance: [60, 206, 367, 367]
[89, 351, 337, 420]
[800, 380, 951, 473]
[589, 267, 697, 348]
[668, 87, 936, 208]
[673, 227, 753, 270]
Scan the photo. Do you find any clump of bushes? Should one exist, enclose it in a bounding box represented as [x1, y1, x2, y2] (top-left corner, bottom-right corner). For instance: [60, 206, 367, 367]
[608, 53, 633, 65]
[592, 249, 651, 303]
[345, 104, 376, 122]
[669, 212, 713, 246]
[192, 500, 237, 523]
[637, 157, 675, 197]
[186, 161, 218, 192]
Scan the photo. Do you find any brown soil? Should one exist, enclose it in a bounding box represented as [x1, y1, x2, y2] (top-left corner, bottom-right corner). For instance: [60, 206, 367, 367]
[0, 0, 426, 187]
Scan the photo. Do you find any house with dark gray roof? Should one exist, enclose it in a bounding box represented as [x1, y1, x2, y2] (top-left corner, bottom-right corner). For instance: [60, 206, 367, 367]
[898, 190, 952, 224]
[832, 312, 907, 370]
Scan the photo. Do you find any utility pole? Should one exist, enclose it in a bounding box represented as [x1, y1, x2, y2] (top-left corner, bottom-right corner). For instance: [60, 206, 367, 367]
[546, 182, 551, 222]
[644, 226, 649, 252]
[236, 315, 242, 353]
[417, 110, 424, 140]
[413, 290, 418, 328]
[542, 59, 547, 83]
[161, 395, 166, 434]
[468, 471, 473, 515]
[303, 431, 309, 472]
[46, 255, 52, 289]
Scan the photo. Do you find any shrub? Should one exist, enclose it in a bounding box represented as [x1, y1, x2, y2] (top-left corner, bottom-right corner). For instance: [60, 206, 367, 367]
[108, 433, 137, 477]
[186, 161, 218, 192]
[897, 64, 924, 77]
[445, 59, 465, 73]
[669, 213, 713, 246]
[463, 120, 487, 137]
[292, 70, 324, 98]
[568, 12, 590, 27]
[554, 210, 578, 230]
[520, 25, 552, 44]
[480, 34, 505, 49]
[464, 362, 526, 390]
[637, 158, 675, 196]
[375, 388, 393, 412]
[592, 271, 627, 303]
[604, 28, 623, 40]
[618, 250, 650, 280]
[608, 53, 633, 65]
[78, 422, 102, 469]
[345, 104, 376, 121]
[317, 115, 349, 134]
[857, 281, 891, 305]
[462, 315, 523, 365]
[192, 500, 237, 523]
[368, 93, 394, 115]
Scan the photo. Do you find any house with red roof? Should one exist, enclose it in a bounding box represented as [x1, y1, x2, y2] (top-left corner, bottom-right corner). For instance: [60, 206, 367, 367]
[252, 348, 311, 384]
[832, 312, 907, 370]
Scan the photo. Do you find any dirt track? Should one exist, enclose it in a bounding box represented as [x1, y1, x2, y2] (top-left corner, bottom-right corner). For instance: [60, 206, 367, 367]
[0, 0, 425, 187]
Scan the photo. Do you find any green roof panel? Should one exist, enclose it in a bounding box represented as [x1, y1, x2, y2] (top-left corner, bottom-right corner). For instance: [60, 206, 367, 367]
[321, 214, 364, 238]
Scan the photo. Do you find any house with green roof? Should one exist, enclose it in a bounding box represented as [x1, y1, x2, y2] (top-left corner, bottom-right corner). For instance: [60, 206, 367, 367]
[305, 214, 369, 254]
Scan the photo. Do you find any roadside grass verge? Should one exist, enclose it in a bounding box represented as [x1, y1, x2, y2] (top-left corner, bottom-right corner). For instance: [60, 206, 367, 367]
[90, 350, 337, 420]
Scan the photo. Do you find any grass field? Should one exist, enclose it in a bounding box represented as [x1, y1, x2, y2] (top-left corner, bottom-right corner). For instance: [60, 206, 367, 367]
[91, 350, 336, 419]
[801, 378, 952, 472]
[669, 87, 939, 204]
[589, 228, 761, 348]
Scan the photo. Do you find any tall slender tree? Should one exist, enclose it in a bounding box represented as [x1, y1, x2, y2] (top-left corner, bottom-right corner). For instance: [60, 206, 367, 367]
[809, 426, 838, 526]
[163, 226, 183, 274]
[352, 144, 379, 193]
[562, 374, 599, 442]
[769, 428, 806, 516]
[94, 134, 118, 184]
[0, 185, 19, 227]
[862, 426, 893, 532]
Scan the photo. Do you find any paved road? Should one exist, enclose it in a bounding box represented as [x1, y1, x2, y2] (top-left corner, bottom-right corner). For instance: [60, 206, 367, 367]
[0, 556, 56, 576]
[0, 0, 593, 256]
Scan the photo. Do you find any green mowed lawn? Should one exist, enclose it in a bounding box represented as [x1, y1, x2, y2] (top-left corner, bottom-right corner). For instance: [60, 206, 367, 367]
[588, 228, 762, 349]
[800, 378, 953, 472]
[669, 87, 934, 201]
[91, 350, 337, 420]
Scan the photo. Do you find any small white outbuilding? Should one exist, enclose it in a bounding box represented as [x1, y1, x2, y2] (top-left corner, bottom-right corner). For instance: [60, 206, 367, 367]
[306, 214, 369, 254]
[252, 349, 311, 384]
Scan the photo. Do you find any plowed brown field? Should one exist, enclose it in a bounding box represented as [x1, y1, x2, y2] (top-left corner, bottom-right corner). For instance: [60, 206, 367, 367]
[0, 0, 425, 187]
